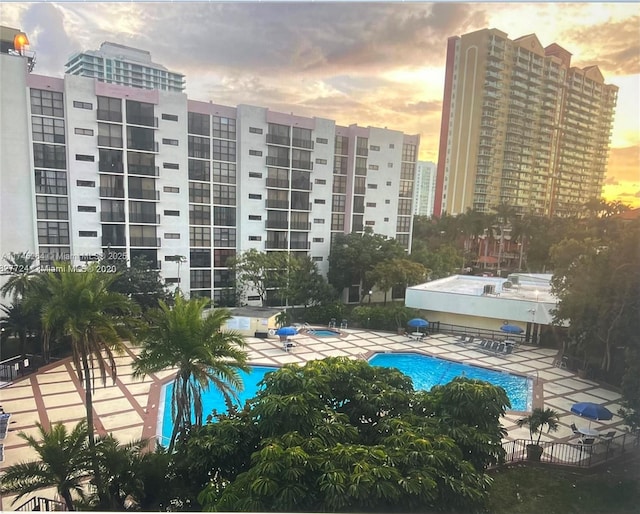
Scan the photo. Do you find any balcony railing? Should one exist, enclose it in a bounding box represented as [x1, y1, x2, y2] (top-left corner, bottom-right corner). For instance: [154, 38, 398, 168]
[266, 156, 290, 167]
[129, 189, 160, 200]
[128, 165, 159, 177]
[100, 212, 125, 222]
[265, 220, 289, 229]
[291, 160, 313, 170]
[101, 237, 126, 247]
[129, 213, 160, 224]
[266, 178, 289, 188]
[127, 140, 159, 152]
[292, 138, 314, 149]
[266, 199, 289, 209]
[97, 136, 123, 148]
[266, 133, 289, 145]
[99, 161, 124, 173]
[291, 202, 312, 211]
[265, 241, 288, 249]
[126, 115, 158, 127]
[290, 241, 310, 249]
[99, 187, 125, 198]
[97, 110, 122, 123]
[130, 237, 160, 247]
[290, 222, 311, 230]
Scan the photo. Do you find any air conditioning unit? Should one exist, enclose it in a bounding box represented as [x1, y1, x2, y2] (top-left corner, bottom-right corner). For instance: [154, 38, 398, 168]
[503, 281, 513, 289]
[483, 284, 496, 295]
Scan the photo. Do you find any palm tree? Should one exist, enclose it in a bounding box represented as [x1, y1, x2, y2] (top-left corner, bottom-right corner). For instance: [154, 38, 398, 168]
[516, 407, 560, 447]
[0, 421, 90, 511]
[36, 263, 138, 500]
[0, 251, 39, 300]
[133, 294, 249, 452]
[0, 300, 39, 361]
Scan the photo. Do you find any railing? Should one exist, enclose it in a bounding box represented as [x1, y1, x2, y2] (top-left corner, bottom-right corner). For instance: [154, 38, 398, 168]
[0, 354, 43, 382]
[15, 496, 68, 511]
[502, 433, 640, 469]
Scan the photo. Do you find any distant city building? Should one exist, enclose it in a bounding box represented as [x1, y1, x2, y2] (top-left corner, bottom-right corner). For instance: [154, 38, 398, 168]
[65, 42, 185, 92]
[434, 28, 618, 217]
[413, 161, 436, 217]
[1, 35, 419, 305]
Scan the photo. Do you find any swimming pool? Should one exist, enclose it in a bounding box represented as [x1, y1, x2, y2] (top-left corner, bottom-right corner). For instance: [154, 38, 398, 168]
[369, 353, 532, 411]
[158, 365, 278, 446]
[307, 329, 341, 337]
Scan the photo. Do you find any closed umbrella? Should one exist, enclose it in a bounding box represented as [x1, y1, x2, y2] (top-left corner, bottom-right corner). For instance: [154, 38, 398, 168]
[500, 324, 524, 334]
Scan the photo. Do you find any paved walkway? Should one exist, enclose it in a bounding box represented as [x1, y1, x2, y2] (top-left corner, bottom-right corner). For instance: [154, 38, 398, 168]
[0, 330, 627, 510]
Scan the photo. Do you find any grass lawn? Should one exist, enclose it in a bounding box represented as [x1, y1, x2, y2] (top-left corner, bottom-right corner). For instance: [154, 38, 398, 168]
[485, 457, 640, 513]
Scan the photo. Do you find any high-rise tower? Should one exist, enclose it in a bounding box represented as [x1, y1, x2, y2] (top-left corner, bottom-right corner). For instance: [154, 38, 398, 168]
[434, 28, 618, 217]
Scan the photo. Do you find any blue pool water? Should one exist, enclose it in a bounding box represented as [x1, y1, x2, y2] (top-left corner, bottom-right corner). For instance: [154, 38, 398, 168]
[369, 353, 532, 411]
[307, 329, 341, 337]
[159, 366, 278, 445]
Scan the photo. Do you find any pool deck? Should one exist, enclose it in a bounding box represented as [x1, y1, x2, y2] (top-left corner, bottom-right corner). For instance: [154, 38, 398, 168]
[0, 330, 627, 509]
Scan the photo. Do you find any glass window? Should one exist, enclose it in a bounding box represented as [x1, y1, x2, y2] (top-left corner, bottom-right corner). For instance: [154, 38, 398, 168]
[189, 159, 210, 181]
[212, 162, 236, 184]
[190, 269, 211, 289]
[213, 116, 236, 139]
[98, 123, 123, 148]
[188, 112, 210, 136]
[212, 184, 236, 205]
[32, 117, 65, 143]
[331, 213, 345, 231]
[396, 216, 411, 232]
[189, 205, 211, 225]
[334, 135, 349, 155]
[214, 228, 236, 247]
[214, 206, 236, 226]
[188, 136, 210, 159]
[97, 96, 122, 122]
[213, 139, 235, 161]
[35, 170, 67, 195]
[397, 199, 412, 215]
[214, 249, 235, 267]
[33, 144, 66, 169]
[36, 196, 68, 220]
[402, 143, 417, 162]
[127, 126, 155, 152]
[332, 195, 345, 212]
[37, 221, 69, 244]
[99, 149, 124, 173]
[189, 182, 210, 204]
[30, 89, 64, 117]
[189, 227, 211, 247]
[190, 249, 211, 267]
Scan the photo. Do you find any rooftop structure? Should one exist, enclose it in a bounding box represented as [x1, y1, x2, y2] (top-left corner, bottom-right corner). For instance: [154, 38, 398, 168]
[65, 41, 185, 92]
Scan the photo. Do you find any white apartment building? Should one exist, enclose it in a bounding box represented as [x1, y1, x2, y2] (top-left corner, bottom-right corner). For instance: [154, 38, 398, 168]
[413, 161, 436, 217]
[0, 42, 419, 306]
[65, 42, 185, 93]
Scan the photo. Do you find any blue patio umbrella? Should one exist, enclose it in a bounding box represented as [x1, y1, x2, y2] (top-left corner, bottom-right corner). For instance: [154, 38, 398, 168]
[275, 326, 298, 337]
[571, 402, 613, 421]
[407, 318, 429, 328]
[500, 324, 524, 334]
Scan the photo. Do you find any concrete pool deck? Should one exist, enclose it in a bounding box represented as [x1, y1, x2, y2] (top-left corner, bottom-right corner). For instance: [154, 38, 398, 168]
[0, 330, 627, 509]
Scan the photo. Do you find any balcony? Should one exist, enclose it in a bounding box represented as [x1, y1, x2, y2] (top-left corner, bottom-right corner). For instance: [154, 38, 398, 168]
[99, 187, 125, 198]
[129, 213, 160, 224]
[292, 138, 314, 150]
[130, 237, 161, 247]
[128, 165, 159, 177]
[97, 136, 123, 148]
[265, 240, 288, 250]
[266, 199, 289, 209]
[291, 160, 313, 170]
[290, 241, 310, 249]
[127, 140, 158, 152]
[290, 221, 311, 230]
[290, 202, 312, 211]
[266, 178, 289, 188]
[265, 220, 288, 229]
[97, 110, 122, 123]
[100, 212, 125, 222]
[127, 114, 158, 128]
[129, 189, 160, 200]
[266, 133, 290, 145]
[99, 161, 124, 173]
[101, 237, 126, 247]
[266, 156, 290, 167]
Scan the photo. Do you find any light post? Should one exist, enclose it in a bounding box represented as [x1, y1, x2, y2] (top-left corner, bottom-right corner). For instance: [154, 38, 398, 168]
[368, 290, 373, 304]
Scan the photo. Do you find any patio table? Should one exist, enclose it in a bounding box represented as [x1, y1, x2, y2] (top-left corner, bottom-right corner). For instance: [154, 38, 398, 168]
[577, 427, 600, 437]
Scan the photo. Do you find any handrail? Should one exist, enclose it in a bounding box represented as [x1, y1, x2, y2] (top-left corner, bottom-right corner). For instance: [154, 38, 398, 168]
[14, 496, 68, 511]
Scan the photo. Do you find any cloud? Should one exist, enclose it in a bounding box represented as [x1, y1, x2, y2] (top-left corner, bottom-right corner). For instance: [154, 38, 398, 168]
[607, 145, 640, 183]
[604, 177, 619, 186]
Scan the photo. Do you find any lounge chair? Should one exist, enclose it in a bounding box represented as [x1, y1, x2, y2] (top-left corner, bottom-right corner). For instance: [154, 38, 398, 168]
[570, 423, 580, 435]
[479, 339, 489, 348]
[495, 342, 505, 353]
[0, 443, 4, 462]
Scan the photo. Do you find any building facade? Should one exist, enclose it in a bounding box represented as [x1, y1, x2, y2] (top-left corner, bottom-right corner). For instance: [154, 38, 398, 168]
[0, 45, 419, 306]
[434, 28, 618, 218]
[65, 42, 185, 92]
[413, 161, 437, 217]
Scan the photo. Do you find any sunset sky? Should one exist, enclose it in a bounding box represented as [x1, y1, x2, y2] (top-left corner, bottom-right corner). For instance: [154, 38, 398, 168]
[3, 1, 639, 207]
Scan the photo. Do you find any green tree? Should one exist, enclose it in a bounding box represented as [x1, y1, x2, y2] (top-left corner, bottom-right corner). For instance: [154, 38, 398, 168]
[328, 230, 405, 301]
[287, 256, 337, 309]
[0, 300, 40, 360]
[35, 264, 138, 501]
[618, 349, 640, 432]
[367, 258, 427, 304]
[133, 294, 249, 452]
[0, 251, 39, 301]
[230, 249, 289, 306]
[0, 421, 90, 511]
[190, 358, 508, 512]
[516, 407, 560, 446]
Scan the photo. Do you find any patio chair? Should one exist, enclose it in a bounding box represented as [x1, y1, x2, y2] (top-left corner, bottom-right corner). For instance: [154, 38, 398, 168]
[601, 431, 616, 441]
[570, 423, 580, 436]
[495, 342, 505, 354]
[0, 443, 4, 462]
[479, 339, 489, 348]
[578, 436, 595, 447]
[466, 336, 475, 344]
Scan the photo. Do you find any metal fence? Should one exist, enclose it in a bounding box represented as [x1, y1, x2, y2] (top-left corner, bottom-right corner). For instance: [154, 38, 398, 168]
[15, 496, 67, 511]
[502, 431, 640, 469]
[0, 354, 43, 383]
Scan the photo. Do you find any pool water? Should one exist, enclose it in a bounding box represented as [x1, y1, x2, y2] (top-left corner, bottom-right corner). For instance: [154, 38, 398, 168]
[369, 353, 532, 411]
[307, 329, 341, 337]
[159, 365, 278, 445]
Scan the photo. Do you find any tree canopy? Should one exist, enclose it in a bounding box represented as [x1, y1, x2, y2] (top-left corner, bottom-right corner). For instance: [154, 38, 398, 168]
[175, 357, 510, 512]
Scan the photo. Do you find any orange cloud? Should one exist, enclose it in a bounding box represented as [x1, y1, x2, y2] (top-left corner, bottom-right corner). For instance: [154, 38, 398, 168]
[606, 145, 640, 183]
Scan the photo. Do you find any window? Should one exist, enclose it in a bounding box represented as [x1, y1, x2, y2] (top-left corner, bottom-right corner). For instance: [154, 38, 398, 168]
[249, 150, 262, 156]
[248, 235, 262, 241]
[189, 227, 211, 247]
[356, 137, 368, 156]
[188, 112, 210, 136]
[36, 196, 68, 220]
[214, 249, 235, 267]
[33, 144, 66, 169]
[385, 200, 390, 204]
[189, 205, 211, 225]
[370, 145, 380, 151]
[389, 143, 395, 149]
[396, 217, 411, 232]
[213, 140, 235, 161]
[99, 148, 124, 172]
[401, 162, 415, 180]
[188, 136, 210, 159]
[249, 126, 263, 134]
[189, 182, 210, 204]
[333, 175, 346, 194]
[365, 221, 375, 226]
[31, 89, 64, 117]
[74, 128, 93, 136]
[384, 217, 389, 222]
[76, 154, 95, 162]
[369, 164, 379, 170]
[126, 100, 155, 127]
[353, 196, 364, 213]
[249, 172, 262, 178]
[331, 213, 345, 230]
[386, 181, 392, 186]
[397, 199, 412, 215]
[188, 159, 210, 181]
[354, 177, 366, 195]
[213, 116, 236, 139]
[314, 199, 326, 204]
[32, 117, 65, 143]
[190, 249, 211, 267]
[97, 123, 122, 150]
[388, 163, 393, 168]
[162, 113, 178, 121]
[316, 137, 328, 144]
[367, 184, 378, 189]
[73, 100, 92, 110]
[162, 138, 179, 146]
[77, 205, 96, 212]
[213, 184, 236, 205]
[212, 162, 236, 184]
[366, 202, 376, 208]
[333, 156, 347, 174]
[127, 126, 155, 152]
[35, 170, 67, 195]
[128, 151, 156, 176]
[190, 269, 211, 289]
[248, 215, 262, 221]
[332, 195, 345, 212]
[163, 186, 179, 193]
[97, 96, 122, 122]
[77, 180, 95, 187]
[334, 135, 349, 155]
[315, 158, 327, 165]
[313, 237, 324, 243]
[399, 181, 413, 197]
[38, 221, 69, 244]
[79, 231, 97, 237]
[315, 178, 326, 185]
[214, 228, 236, 247]
[402, 143, 417, 162]
[312, 256, 323, 262]
[313, 218, 325, 224]
[164, 233, 180, 239]
[163, 162, 179, 170]
[248, 193, 262, 200]
[164, 210, 180, 216]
